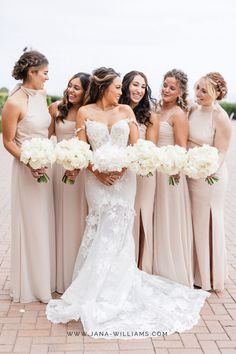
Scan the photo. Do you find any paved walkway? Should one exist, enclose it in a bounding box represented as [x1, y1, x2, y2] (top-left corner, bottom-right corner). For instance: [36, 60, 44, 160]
[0, 122, 236, 354]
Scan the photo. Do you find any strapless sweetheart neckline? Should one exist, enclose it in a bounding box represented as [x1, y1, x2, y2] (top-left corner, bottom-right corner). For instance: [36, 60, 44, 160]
[85, 118, 130, 134]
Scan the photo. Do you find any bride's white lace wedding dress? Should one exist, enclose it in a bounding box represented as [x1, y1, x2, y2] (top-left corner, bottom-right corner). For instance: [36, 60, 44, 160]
[46, 118, 209, 338]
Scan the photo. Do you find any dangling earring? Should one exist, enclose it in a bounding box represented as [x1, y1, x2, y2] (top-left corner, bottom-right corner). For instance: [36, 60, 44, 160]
[177, 96, 184, 107]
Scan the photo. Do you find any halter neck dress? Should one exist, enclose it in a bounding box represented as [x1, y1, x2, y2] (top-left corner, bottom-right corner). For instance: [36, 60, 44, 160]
[188, 106, 229, 291]
[10, 85, 56, 303]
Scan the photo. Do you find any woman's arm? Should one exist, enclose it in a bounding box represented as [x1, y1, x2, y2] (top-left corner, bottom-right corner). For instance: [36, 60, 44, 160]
[172, 110, 189, 148]
[122, 105, 139, 145]
[64, 107, 88, 182]
[48, 102, 59, 138]
[2, 99, 22, 160]
[75, 107, 88, 142]
[146, 110, 159, 144]
[2, 98, 47, 179]
[213, 109, 232, 166]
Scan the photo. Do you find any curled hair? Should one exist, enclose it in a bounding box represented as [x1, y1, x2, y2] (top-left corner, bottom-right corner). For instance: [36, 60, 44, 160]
[160, 69, 189, 112]
[204, 72, 227, 100]
[56, 72, 90, 123]
[119, 71, 156, 126]
[83, 67, 120, 105]
[12, 50, 48, 81]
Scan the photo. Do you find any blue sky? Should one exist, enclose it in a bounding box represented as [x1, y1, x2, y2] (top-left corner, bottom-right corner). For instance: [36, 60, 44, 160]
[1, 0, 235, 100]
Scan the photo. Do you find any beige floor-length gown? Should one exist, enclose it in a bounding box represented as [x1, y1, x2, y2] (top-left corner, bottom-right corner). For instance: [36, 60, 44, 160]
[133, 123, 155, 273]
[54, 120, 87, 293]
[10, 85, 56, 303]
[153, 121, 193, 287]
[188, 107, 228, 291]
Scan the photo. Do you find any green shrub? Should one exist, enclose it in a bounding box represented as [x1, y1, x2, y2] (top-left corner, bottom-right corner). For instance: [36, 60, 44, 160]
[46, 96, 52, 106]
[50, 95, 61, 103]
[47, 95, 61, 106]
[0, 93, 8, 116]
[220, 102, 236, 119]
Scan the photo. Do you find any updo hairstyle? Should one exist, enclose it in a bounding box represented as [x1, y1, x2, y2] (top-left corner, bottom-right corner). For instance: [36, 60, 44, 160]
[12, 51, 48, 81]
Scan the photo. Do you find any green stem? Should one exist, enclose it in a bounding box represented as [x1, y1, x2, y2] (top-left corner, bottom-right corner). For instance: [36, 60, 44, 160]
[62, 174, 75, 185]
[37, 173, 50, 183]
[205, 176, 219, 185]
[168, 175, 179, 186]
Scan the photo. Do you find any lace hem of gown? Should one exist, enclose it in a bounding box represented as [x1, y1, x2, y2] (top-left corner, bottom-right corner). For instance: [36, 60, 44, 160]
[46, 271, 209, 338]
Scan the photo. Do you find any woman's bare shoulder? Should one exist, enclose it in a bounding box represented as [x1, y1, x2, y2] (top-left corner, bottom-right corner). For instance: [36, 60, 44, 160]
[119, 103, 132, 112]
[213, 104, 231, 127]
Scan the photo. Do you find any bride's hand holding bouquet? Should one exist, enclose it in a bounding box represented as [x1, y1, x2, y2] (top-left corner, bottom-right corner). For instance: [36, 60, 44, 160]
[90, 142, 129, 186]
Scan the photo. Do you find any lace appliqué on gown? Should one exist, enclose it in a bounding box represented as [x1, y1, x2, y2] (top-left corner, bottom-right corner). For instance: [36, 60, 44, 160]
[46, 118, 210, 338]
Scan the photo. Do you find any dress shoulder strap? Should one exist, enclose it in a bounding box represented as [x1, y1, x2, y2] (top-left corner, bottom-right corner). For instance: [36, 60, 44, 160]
[126, 117, 139, 127]
[75, 125, 86, 135]
[8, 84, 22, 97]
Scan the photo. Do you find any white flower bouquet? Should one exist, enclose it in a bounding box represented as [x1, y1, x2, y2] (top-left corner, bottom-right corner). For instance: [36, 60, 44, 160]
[55, 138, 92, 184]
[126, 139, 159, 177]
[155, 145, 187, 186]
[91, 142, 130, 173]
[183, 144, 219, 185]
[20, 137, 55, 183]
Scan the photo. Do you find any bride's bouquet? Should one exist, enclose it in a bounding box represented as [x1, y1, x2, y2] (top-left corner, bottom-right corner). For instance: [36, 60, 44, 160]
[183, 144, 219, 185]
[91, 142, 130, 173]
[20, 137, 55, 183]
[55, 138, 92, 184]
[126, 139, 159, 177]
[155, 145, 187, 186]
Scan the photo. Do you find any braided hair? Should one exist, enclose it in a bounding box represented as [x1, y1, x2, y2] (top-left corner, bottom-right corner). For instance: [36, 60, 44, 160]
[12, 51, 48, 81]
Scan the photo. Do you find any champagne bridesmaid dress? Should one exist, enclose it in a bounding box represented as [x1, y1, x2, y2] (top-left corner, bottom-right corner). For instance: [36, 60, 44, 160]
[153, 121, 193, 287]
[133, 123, 155, 273]
[54, 120, 87, 293]
[10, 85, 56, 303]
[188, 106, 228, 291]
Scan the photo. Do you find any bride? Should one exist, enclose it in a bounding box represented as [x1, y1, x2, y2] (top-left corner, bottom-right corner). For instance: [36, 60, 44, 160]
[46, 67, 209, 338]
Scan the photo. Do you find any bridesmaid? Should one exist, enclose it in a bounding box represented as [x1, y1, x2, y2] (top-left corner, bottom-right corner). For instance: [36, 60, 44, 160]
[188, 72, 232, 291]
[153, 69, 193, 287]
[120, 71, 159, 273]
[2, 51, 55, 303]
[49, 72, 90, 293]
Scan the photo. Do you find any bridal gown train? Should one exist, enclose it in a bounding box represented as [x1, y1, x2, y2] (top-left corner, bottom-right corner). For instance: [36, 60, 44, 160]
[46, 118, 210, 338]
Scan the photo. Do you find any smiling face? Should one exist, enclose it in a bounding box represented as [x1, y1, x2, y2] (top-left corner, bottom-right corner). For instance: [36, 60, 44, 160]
[28, 65, 49, 89]
[161, 76, 181, 104]
[195, 78, 215, 106]
[67, 77, 84, 105]
[128, 74, 146, 107]
[103, 76, 122, 105]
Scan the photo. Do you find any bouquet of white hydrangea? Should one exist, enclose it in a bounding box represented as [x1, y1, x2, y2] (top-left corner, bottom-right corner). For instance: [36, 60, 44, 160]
[91, 142, 130, 173]
[155, 145, 187, 186]
[183, 144, 219, 185]
[55, 138, 92, 184]
[20, 137, 55, 183]
[126, 139, 159, 177]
